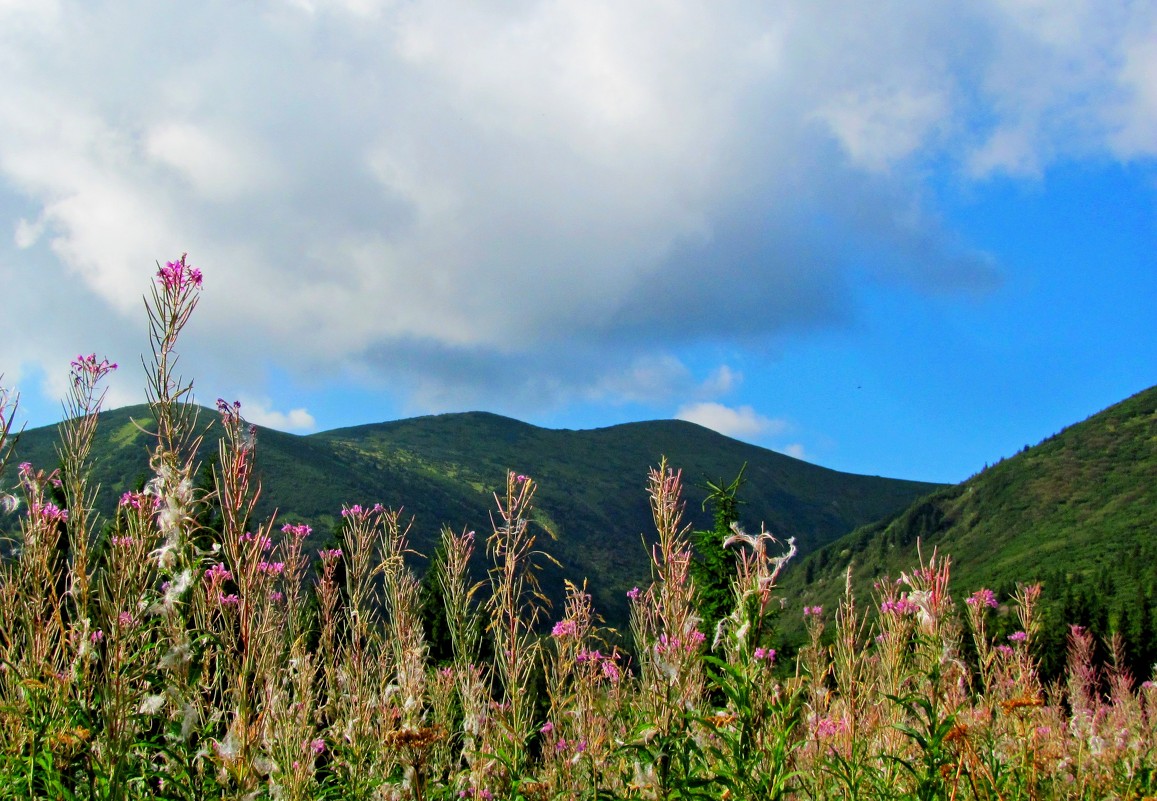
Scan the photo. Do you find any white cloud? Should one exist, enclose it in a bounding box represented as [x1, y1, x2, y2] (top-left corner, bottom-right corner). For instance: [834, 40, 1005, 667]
[675, 402, 788, 441]
[237, 398, 317, 433]
[781, 443, 807, 460]
[0, 1, 1151, 423]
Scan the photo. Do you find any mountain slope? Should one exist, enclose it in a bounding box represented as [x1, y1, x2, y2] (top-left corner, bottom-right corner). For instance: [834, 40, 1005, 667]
[783, 384, 1157, 671]
[3, 405, 941, 623]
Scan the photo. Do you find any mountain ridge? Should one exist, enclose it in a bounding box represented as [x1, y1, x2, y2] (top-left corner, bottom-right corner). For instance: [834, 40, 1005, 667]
[2, 403, 940, 624]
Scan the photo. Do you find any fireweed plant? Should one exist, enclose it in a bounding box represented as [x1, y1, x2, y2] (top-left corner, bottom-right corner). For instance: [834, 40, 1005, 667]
[1, 258, 1156, 800]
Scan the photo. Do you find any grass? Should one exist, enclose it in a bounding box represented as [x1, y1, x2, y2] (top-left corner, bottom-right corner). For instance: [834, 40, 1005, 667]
[1, 256, 1155, 799]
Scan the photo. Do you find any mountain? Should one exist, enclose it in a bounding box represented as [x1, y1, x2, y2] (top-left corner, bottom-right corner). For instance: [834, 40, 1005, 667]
[1, 405, 939, 624]
[782, 384, 1157, 675]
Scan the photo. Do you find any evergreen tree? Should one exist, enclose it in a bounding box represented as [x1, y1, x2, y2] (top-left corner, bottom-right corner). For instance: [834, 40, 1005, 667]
[419, 538, 455, 664]
[690, 464, 746, 645]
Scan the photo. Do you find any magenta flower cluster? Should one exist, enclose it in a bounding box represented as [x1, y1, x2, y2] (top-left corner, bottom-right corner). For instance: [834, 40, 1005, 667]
[551, 619, 578, 638]
[655, 630, 705, 655]
[156, 253, 203, 292]
[966, 588, 999, 609]
[341, 503, 385, 518]
[281, 523, 312, 539]
[31, 502, 69, 524]
[119, 491, 159, 510]
[70, 353, 117, 383]
[239, 532, 273, 551]
[880, 597, 919, 616]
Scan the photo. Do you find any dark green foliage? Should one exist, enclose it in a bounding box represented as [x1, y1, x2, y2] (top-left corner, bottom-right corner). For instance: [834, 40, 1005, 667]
[419, 538, 454, 665]
[785, 384, 1157, 680]
[690, 465, 746, 644]
[3, 405, 937, 628]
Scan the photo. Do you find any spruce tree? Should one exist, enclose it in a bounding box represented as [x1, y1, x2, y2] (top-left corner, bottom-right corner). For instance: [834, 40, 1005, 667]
[690, 464, 746, 645]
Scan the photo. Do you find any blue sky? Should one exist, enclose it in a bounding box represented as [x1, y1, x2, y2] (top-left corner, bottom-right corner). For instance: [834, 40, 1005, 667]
[0, 1, 1154, 485]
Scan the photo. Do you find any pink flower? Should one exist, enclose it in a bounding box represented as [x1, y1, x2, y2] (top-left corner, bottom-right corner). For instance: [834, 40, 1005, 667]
[118, 611, 136, 627]
[70, 354, 117, 383]
[239, 532, 272, 551]
[966, 588, 998, 609]
[881, 598, 919, 616]
[803, 605, 823, 618]
[281, 523, 312, 539]
[753, 647, 776, 663]
[90, 629, 104, 644]
[157, 254, 203, 292]
[1008, 631, 1028, 642]
[540, 721, 554, 734]
[626, 586, 641, 601]
[551, 619, 577, 638]
[204, 563, 232, 583]
[32, 502, 69, 524]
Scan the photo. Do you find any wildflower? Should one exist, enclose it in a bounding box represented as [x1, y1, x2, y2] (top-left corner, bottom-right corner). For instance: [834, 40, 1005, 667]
[31, 502, 69, 524]
[804, 605, 823, 618]
[239, 531, 272, 551]
[90, 629, 104, 644]
[70, 353, 117, 382]
[157, 253, 203, 291]
[627, 586, 641, 601]
[540, 721, 554, 734]
[281, 522, 312, 539]
[318, 548, 342, 562]
[204, 563, 232, 583]
[881, 597, 919, 616]
[1008, 631, 1028, 642]
[753, 646, 776, 663]
[307, 738, 325, 755]
[551, 619, 577, 638]
[118, 611, 136, 627]
[966, 588, 998, 609]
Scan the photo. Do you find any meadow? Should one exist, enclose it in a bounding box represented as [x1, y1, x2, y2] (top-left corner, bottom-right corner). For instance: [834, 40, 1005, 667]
[0, 257, 1154, 800]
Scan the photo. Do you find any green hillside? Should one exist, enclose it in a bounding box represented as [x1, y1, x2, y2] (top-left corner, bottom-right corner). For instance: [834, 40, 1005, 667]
[2, 405, 938, 624]
[784, 384, 1157, 676]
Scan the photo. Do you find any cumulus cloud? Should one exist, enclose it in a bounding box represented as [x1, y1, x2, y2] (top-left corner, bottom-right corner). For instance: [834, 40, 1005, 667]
[781, 443, 807, 460]
[675, 402, 789, 441]
[237, 398, 317, 433]
[0, 0, 1152, 424]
